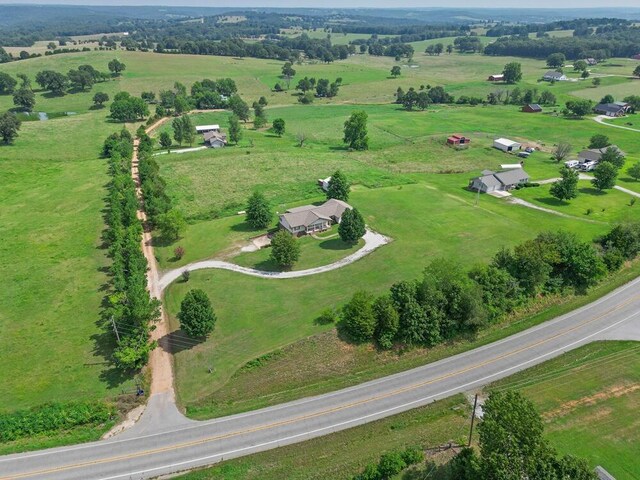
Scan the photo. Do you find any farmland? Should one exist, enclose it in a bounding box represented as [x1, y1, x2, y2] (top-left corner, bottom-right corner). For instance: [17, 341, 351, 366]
[1, 41, 639, 432]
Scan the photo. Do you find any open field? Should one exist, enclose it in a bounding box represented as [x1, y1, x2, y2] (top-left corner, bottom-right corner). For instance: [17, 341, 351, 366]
[489, 341, 640, 480]
[1, 47, 639, 421]
[173, 341, 640, 480]
[0, 112, 136, 412]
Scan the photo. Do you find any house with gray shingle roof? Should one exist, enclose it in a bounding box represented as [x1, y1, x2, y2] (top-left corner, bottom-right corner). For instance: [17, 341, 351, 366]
[469, 168, 530, 193]
[594, 103, 626, 117]
[279, 199, 352, 235]
[543, 71, 568, 82]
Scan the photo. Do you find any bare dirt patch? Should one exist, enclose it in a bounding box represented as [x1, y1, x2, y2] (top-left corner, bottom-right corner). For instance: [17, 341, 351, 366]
[543, 383, 640, 421]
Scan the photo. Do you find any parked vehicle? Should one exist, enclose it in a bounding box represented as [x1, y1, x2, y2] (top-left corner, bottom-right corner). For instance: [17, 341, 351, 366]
[581, 161, 597, 171]
[525, 147, 535, 153]
[518, 151, 530, 158]
[564, 160, 580, 168]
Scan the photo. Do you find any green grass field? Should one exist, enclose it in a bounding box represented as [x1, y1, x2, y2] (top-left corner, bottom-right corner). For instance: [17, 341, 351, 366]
[1, 46, 639, 422]
[173, 341, 640, 480]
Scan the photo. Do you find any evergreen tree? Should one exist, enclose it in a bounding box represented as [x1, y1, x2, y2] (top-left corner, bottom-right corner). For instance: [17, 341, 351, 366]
[326, 170, 351, 202]
[341, 290, 376, 342]
[592, 161, 618, 191]
[246, 192, 272, 229]
[338, 208, 366, 244]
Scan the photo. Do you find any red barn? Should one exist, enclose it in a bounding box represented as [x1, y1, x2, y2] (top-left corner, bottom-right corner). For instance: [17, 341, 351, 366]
[447, 134, 470, 146]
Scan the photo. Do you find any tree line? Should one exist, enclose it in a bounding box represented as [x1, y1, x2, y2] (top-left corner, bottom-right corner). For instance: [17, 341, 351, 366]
[484, 26, 640, 60]
[102, 129, 160, 371]
[340, 224, 638, 349]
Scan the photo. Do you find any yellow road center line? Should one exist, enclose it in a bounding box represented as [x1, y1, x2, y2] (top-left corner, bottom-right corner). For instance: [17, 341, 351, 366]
[4, 291, 639, 480]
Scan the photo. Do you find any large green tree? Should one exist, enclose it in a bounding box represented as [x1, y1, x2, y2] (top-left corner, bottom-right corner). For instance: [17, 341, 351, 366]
[373, 295, 399, 349]
[591, 161, 618, 191]
[93, 91, 109, 107]
[228, 114, 242, 145]
[157, 209, 186, 242]
[589, 134, 610, 149]
[600, 146, 625, 169]
[272, 117, 285, 136]
[326, 170, 350, 202]
[390, 66, 401, 77]
[565, 99, 593, 117]
[178, 289, 217, 338]
[108, 59, 126, 76]
[546, 52, 566, 68]
[341, 290, 376, 342]
[343, 110, 369, 150]
[627, 161, 640, 181]
[338, 208, 366, 244]
[0, 72, 17, 94]
[0, 111, 21, 144]
[502, 62, 523, 84]
[246, 192, 272, 229]
[634, 64, 640, 78]
[13, 88, 35, 111]
[270, 229, 300, 268]
[550, 166, 579, 202]
[228, 95, 250, 122]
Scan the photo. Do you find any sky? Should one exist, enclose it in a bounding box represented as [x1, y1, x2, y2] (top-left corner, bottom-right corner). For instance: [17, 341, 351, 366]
[0, 0, 639, 8]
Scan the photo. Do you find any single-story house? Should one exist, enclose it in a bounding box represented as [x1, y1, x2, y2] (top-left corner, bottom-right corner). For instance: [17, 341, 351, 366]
[447, 134, 470, 146]
[522, 104, 543, 113]
[542, 71, 568, 82]
[279, 199, 352, 235]
[578, 145, 625, 163]
[203, 131, 227, 148]
[469, 168, 530, 193]
[614, 101, 631, 112]
[594, 103, 626, 117]
[196, 124, 221, 134]
[585, 58, 598, 66]
[487, 74, 504, 82]
[317, 176, 332, 192]
[493, 138, 522, 152]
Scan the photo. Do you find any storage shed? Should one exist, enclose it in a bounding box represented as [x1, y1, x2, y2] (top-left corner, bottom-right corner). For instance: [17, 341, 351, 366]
[493, 138, 522, 152]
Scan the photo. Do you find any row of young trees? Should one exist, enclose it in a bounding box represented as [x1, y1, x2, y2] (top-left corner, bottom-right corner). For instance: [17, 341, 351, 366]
[341, 223, 636, 349]
[102, 129, 160, 370]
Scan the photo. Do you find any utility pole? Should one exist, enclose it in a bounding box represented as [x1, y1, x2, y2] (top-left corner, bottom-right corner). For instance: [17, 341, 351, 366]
[468, 393, 478, 447]
[111, 316, 121, 344]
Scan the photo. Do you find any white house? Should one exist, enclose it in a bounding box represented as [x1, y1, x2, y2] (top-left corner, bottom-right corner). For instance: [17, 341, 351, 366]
[493, 138, 522, 152]
[196, 124, 220, 134]
[543, 71, 568, 82]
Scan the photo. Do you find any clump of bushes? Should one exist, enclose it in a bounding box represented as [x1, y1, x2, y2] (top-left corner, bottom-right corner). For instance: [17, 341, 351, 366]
[0, 402, 116, 442]
[353, 446, 424, 480]
[340, 226, 635, 350]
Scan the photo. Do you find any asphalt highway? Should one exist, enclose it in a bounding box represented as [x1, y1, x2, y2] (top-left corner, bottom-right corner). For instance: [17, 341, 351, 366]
[2, 275, 639, 480]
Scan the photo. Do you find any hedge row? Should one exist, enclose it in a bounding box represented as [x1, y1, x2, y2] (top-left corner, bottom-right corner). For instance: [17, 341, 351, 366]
[102, 128, 160, 370]
[0, 402, 115, 442]
[137, 130, 172, 225]
[341, 225, 638, 350]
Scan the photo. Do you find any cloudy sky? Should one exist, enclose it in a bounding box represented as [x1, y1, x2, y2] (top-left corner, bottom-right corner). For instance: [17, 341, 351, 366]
[0, 0, 638, 7]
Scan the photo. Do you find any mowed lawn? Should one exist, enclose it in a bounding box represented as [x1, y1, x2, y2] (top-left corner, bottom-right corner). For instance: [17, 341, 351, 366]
[164, 177, 608, 408]
[0, 112, 136, 411]
[513, 180, 640, 224]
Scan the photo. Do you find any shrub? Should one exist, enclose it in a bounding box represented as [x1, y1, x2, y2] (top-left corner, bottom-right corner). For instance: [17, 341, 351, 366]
[174, 246, 185, 260]
[316, 308, 338, 324]
[0, 402, 115, 442]
[401, 446, 425, 465]
[377, 451, 407, 478]
[181, 270, 190, 282]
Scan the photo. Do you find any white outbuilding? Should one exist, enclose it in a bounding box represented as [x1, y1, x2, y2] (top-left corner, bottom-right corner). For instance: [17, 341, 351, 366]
[195, 124, 221, 134]
[493, 138, 522, 153]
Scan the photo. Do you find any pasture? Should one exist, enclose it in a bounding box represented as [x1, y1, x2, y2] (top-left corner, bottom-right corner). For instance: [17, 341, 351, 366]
[1, 47, 639, 421]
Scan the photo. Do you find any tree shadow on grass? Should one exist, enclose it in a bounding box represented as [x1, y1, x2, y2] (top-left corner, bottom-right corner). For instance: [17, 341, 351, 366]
[533, 197, 570, 207]
[249, 258, 282, 272]
[578, 187, 607, 196]
[619, 177, 639, 183]
[230, 221, 258, 233]
[318, 238, 354, 251]
[329, 145, 349, 151]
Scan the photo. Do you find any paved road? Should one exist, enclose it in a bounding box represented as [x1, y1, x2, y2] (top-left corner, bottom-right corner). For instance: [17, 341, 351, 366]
[158, 229, 390, 291]
[2, 273, 639, 480]
[593, 114, 640, 133]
